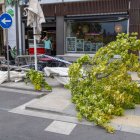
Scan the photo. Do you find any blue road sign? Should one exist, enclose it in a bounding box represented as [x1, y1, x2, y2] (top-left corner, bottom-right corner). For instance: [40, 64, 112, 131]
[0, 13, 12, 29]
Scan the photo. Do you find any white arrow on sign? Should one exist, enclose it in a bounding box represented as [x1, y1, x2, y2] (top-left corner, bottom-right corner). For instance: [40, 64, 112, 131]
[1, 18, 12, 24]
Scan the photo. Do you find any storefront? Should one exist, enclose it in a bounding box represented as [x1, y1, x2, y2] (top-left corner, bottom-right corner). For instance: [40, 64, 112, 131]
[21, 0, 140, 56]
[65, 16, 128, 53]
[0, 0, 16, 56]
[22, 17, 56, 55]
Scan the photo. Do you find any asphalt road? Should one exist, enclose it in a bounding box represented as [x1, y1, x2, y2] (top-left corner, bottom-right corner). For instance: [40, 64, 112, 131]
[0, 88, 140, 140]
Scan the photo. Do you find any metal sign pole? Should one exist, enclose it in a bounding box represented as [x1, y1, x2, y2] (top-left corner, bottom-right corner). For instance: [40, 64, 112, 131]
[6, 29, 10, 81]
[0, 11, 13, 82]
[33, 17, 38, 71]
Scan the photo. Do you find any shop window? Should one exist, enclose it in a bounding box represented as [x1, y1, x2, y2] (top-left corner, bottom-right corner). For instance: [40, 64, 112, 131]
[66, 20, 128, 53]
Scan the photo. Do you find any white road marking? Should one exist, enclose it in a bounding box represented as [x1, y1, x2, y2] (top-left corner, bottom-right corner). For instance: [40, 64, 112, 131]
[45, 121, 76, 135]
[0, 107, 10, 111]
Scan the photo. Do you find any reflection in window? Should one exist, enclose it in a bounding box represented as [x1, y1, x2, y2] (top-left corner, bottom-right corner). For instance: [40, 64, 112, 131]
[66, 19, 128, 53]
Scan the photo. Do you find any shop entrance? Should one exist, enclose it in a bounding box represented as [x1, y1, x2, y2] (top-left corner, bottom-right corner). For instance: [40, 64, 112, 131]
[42, 27, 56, 56]
[25, 20, 56, 56]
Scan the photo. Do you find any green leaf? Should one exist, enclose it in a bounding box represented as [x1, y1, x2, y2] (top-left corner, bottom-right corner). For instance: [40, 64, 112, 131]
[67, 33, 140, 133]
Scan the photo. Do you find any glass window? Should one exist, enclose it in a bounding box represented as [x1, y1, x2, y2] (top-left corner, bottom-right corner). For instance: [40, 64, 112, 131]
[66, 19, 128, 53]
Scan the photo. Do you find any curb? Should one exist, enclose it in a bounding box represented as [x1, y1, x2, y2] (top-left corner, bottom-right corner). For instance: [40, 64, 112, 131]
[0, 85, 51, 94]
[25, 105, 75, 117]
[0, 84, 38, 92]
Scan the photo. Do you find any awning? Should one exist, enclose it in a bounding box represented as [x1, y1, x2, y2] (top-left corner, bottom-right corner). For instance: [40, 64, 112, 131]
[22, 16, 55, 21]
[64, 12, 129, 22]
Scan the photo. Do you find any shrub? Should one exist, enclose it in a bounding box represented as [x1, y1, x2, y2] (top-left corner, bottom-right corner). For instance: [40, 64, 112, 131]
[67, 33, 140, 133]
[25, 69, 52, 91]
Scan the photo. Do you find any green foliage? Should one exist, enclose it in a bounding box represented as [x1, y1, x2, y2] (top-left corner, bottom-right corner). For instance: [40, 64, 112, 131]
[25, 69, 52, 91]
[7, 9, 14, 17]
[67, 33, 140, 133]
[10, 46, 16, 59]
[6, 0, 19, 6]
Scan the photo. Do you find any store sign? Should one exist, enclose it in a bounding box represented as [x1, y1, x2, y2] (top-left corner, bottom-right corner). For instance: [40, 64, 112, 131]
[0, 0, 4, 4]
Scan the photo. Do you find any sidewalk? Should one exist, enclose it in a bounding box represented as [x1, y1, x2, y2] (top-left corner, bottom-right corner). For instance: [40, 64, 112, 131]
[26, 86, 77, 117]
[1, 78, 140, 134]
[0, 78, 74, 116]
[24, 85, 140, 134]
[0, 77, 61, 92]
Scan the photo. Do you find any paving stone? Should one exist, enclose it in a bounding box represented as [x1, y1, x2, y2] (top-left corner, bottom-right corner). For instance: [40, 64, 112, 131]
[63, 104, 77, 116]
[121, 125, 140, 135]
[125, 109, 135, 115]
[25, 87, 74, 116]
[112, 115, 140, 128]
[134, 105, 140, 116]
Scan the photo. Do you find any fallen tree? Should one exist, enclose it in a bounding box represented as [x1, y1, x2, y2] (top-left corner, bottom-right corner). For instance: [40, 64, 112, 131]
[67, 33, 140, 133]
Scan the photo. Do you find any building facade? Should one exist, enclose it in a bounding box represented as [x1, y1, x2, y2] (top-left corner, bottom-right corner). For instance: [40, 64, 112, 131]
[20, 0, 140, 57]
[0, 0, 4, 55]
[0, 0, 17, 56]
